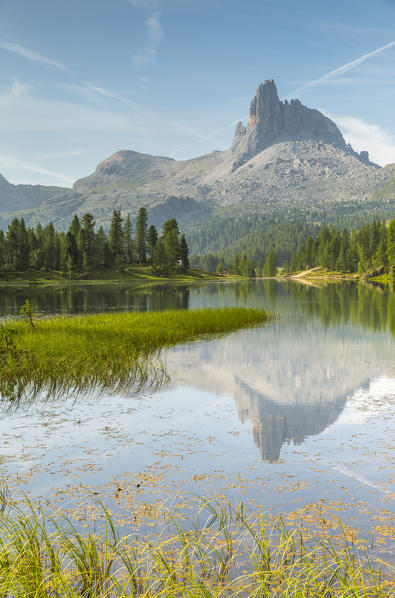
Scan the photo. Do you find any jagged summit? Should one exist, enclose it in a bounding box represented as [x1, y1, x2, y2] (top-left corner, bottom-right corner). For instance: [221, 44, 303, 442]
[231, 79, 369, 170]
[1, 77, 393, 236]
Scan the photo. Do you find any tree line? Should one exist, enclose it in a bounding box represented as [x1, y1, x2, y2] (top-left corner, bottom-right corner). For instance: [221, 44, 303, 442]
[194, 218, 395, 277]
[0, 208, 189, 275]
[285, 218, 395, 275]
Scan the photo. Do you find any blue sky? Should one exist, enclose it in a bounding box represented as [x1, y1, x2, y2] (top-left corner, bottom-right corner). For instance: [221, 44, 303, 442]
[0, 0, 395, 186]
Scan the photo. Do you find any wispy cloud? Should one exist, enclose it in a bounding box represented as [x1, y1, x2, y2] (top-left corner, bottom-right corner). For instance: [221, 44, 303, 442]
[36, 149, 85, 161]
[87, 84, 134, 105]
[0, 154, 74, 186]
[288, 40, 395, 97]
[58, 79, 226, 148]
[130, 1, 164, 69]
[0, 41, 69, 72]
[172, 120, 238, 155]
[0, 78, 29, 105]
[331, 114, 395, 166]
[147, 11, 163, 46]
[59, 82, 136, 105]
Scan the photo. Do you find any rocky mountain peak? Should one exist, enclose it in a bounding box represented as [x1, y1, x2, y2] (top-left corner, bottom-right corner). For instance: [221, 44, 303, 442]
[0, 174, 10, 188]
[231, 79, 369, 170]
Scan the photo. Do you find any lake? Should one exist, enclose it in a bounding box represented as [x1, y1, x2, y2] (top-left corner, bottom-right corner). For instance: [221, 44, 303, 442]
[0, 280, 394, 559]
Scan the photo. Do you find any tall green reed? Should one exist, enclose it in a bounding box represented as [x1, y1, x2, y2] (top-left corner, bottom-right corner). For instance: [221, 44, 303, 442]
[0, 498, 392, 597]
[0, 307, 268, 404]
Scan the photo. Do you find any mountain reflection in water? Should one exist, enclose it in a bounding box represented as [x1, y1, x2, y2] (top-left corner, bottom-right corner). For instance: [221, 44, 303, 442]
[0, 280, 393, 464]
[165, 281, 394, 462]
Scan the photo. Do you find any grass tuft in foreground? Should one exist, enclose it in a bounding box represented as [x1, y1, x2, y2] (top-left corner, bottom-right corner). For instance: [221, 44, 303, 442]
[0, 499, 392, 597]
[0, 307, 268, 402]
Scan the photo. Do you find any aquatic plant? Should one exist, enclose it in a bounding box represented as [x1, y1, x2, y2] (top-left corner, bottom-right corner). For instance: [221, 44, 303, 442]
[19, 298, 36, 328]
[0, 307, 268, 403]
[0, 499, 392, 597]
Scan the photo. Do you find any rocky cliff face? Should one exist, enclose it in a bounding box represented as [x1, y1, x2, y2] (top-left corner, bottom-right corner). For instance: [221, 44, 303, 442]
[231, 80, 369, 170]
[0, 79, 393, 238]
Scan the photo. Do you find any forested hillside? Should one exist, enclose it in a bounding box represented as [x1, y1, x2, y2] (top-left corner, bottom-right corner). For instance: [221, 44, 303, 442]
[287, 219, 395, 275]
[190, 205, 395, 270]
[192, 218, 395, 278]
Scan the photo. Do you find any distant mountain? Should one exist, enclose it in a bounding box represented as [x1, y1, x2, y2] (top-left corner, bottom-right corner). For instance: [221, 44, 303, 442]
[0, 80, 394, 253]
[0, 173, 72, 214]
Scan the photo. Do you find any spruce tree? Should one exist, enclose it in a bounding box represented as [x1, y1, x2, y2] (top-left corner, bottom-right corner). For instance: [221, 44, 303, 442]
[147, 225, 158, 261]
[164, 228, 179, 272]
[216, 261, 224, 275]
[42, 223, 56, 270]
[95, 227, 108, 267]
[109, 209, 124, 265]
[5, 218, 19, 270]
[263, 249, 277, 277]
[136, 207, 148, 264]
[238, 253, 248, 276]
[66, 232, 79, 273]
[388, 218, 395, 270]
[16, 218, 29, 270]
[124, 214, 133, 263]
[179, 234, 189, 270]
[232, 254, 240, 275]
[0, 231, 5, 271]
[152, 238, 165, 273]
[69, 214, 81, 239]
[81, 213, 96, 268]
[162, 218, 179, 236]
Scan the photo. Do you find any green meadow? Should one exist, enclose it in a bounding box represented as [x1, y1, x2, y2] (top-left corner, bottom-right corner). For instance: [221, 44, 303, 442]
[0, 307, 268, 401]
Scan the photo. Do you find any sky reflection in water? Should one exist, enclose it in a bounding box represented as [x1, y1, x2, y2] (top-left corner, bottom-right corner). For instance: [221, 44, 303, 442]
[0, 280, 393, 556]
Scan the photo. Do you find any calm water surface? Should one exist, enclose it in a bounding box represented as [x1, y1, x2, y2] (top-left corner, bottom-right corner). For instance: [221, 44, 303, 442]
[0, 281, 394, 556]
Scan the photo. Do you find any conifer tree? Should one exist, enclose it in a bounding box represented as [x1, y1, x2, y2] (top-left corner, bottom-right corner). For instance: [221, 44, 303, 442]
[136, 207, 148, 264]
[147, 225, 158, 261]
[66, 232, 79, 273]
[216, 261, 224, 275]
[179, 234, 189, 270]
[95, 226, 108, 267]
[232, 254, 240, 275]
[16, 219, 29, 270]
[42, 223, 57, 270]
[109, 209, 124, 265]
[124, 214, 133, 263]
[162, 218, 179, 236]
[152, 238, 165, 273]
[388, 218, 395, 270]
[0, 230, 5, 271]
[239, 253, 249, 276]
[69, 214, 81, 239]
[164, 228, 179, 273]
[263, 249, 277, 277]
[81, 213, 96, 268]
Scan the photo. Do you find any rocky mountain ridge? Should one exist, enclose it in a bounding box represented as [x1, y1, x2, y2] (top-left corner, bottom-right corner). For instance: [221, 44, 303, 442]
[230, 79, 370, 170]
[0, 79, 394, 251]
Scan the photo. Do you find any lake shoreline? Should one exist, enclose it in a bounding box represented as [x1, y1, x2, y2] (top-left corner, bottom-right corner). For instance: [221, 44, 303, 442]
[264, 266, 394, 286]
[0, 266, 240, 287]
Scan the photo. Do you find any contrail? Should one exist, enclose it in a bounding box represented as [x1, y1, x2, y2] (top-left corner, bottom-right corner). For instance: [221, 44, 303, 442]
[287, 40, 395, 98]
[174, 40, 395, 156]
[0, 41, 69, 72]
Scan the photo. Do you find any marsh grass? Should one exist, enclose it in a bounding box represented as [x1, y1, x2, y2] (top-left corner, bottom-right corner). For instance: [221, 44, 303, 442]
[0, 499, 392, 597]
[0, 307, 268, 402]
